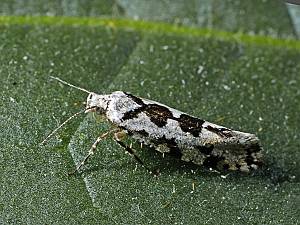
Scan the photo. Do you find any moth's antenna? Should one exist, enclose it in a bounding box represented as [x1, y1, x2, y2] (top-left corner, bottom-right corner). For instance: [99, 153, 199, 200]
[41, 109, 85, 145]
[50, 76, 91, 94]
[41, 107, 96, 145]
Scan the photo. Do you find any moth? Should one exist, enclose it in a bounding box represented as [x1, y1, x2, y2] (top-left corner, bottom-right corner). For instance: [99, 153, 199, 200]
[42, 76, 263, 175]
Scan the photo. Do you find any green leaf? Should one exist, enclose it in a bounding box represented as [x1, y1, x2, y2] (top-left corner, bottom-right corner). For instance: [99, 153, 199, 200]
[0, 2, 299, 225]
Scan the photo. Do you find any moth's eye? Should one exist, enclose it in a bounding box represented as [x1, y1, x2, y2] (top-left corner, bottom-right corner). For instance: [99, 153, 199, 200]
[88, 94, 93, 99]
[96, 107, 105, 115]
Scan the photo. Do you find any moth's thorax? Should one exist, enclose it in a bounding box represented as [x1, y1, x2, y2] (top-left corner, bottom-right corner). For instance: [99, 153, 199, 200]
[85, 91, 138, 123]
[105, 91, 141, 123]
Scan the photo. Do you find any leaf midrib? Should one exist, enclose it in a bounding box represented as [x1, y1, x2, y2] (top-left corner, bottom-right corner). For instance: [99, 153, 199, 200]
[0, 15, 300, 50]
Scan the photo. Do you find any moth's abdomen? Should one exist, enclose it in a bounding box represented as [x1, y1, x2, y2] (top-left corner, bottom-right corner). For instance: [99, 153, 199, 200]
[124, 119, 263, 173]
[204, 130, 263, 172]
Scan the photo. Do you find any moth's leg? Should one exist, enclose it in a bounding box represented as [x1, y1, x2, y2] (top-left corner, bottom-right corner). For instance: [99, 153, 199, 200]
[68, 128, 118, 175]
[114, 131, 159, 176]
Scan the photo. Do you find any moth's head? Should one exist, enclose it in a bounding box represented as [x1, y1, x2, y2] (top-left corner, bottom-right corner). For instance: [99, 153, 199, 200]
[42, 76, 109, 145]
[86, 92, 109, 115]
